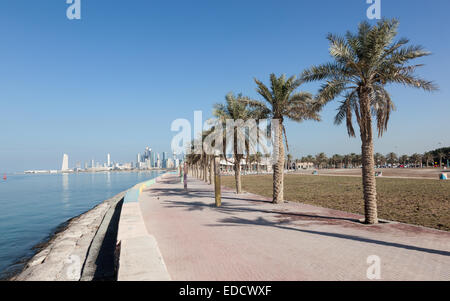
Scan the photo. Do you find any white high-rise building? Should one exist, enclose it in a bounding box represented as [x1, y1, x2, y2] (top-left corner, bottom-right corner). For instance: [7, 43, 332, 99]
[107, 153, 111, 167]
[61, 154, 69, 171]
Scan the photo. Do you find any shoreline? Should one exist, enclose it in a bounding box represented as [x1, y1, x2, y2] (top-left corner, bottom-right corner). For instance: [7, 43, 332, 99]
[1, 211, 80, 281]
[8, 191, 126, 281]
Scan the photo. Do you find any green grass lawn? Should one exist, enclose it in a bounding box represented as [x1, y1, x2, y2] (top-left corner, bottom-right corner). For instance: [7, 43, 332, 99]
[221, 174, 450, 231]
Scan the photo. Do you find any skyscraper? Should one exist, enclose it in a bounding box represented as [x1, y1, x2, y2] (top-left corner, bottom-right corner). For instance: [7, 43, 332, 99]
[149, 148, 154, 167]
[145, 147, 150, 160]
[107, 153, 111, 167]
[61, 154, 69, 171]
[136, 153, 141, 168]
[162, 152, 167, 168]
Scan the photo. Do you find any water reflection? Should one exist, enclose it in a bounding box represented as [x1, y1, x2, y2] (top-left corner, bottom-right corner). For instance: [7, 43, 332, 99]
[61, 173, 70, 205]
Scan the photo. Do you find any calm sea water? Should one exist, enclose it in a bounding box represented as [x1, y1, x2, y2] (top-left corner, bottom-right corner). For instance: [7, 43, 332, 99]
[0, 171, 162, 279]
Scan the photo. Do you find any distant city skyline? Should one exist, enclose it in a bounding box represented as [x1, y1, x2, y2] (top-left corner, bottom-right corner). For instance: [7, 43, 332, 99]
[21, 145, 178, 173]
[56, 146, 179, 172]
[1, 1, 449, 172]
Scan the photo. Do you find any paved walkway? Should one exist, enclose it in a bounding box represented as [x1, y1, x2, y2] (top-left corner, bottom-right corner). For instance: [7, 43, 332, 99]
[138, 174, 450, 281]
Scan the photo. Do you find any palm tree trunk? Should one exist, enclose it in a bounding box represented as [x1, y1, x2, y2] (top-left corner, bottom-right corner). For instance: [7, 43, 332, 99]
[203, 159, 208, 182]
[234, 157, 242, 194]
[233, 128, 242, 194]
[273, 121, 284, 204]
[359, 90, 378, 224]
[209, 157, 214, 184]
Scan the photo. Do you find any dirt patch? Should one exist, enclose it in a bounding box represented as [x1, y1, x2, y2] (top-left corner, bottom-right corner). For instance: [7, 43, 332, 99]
[222, 174, 450, 232]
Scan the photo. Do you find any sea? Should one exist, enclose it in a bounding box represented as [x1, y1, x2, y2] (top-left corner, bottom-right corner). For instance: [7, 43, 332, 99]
[0, 171, 162, 279]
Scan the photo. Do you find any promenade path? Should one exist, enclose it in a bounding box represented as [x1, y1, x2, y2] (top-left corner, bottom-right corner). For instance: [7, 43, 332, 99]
[138, 174, 450, 281]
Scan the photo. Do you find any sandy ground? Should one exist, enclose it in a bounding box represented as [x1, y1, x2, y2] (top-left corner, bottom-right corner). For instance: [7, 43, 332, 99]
[138, 174, 450, 281]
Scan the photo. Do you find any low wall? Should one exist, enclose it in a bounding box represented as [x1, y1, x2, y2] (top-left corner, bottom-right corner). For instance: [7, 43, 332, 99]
[12, 191, 125, 281]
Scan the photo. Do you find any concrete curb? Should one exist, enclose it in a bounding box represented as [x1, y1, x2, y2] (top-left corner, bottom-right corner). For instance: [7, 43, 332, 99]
[116, 173, 172, 281]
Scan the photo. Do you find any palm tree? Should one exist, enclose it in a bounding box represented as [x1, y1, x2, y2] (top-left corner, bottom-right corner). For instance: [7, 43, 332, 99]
[410, 153, 422, 168]
[255, 152, 263, 173]
[399, 154, 409, 166]
[438, 151, 445, 168]
[354, 154, 362, 167]
[343, 154, 351, 168]
[374, 153, 385, 167]
[424, 152, 434, 168]
[348, 153, 358, 168]
[214, 92, 265, 194]
[246, 74, 321, 203]
[315, 153, 328, 169]
[386, 152, 398, 166]
[331, 154, 343, 168]
[301, 19, 437, 224]
[447, 151, 450, 168]
[294, 158, 301, 170]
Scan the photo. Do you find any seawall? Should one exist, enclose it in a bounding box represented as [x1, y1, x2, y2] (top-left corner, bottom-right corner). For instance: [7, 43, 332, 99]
[12, 191, 126, 281]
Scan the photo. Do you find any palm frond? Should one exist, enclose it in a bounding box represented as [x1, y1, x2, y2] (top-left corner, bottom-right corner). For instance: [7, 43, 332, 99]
[334, 91, 357, 137]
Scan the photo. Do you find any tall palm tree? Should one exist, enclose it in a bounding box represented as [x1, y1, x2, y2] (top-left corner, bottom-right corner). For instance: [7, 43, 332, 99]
[410, 153, 422, 168]
[343, 154, 351, 168]
[437, 151, 445, 168]
[301, 19, 437, 224]
[331, 154, 343, 168]
[349, 153, 358, 168]
[447, 151, 450, 168]
[386, 152, 398, 166]
[245, 74, 321, 203]
[255, 152, 262, 173]
[399, 154, 409, 165]
[354, 154, 362, 167]
[374, 153, 385, 167]
[315, 153, 328, 169]
[214, 92, 265, 194]
[424, 152, 434, 168]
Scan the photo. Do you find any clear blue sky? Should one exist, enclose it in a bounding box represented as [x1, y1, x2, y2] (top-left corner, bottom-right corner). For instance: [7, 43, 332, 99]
[0, 0, 449, 172]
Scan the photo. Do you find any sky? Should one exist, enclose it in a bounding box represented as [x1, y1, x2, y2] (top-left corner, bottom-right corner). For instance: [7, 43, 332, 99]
[0, 0, 449, 172]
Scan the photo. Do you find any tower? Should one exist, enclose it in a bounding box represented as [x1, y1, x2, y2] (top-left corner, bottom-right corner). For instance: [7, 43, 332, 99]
[107, 153, 111, 167]
[162, 152, 167, 168]
[149, 148, 154, 167]
[136, 153, 141, 168]
[61, 154, 69, 171]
